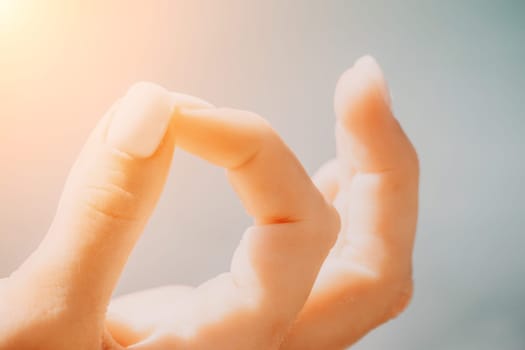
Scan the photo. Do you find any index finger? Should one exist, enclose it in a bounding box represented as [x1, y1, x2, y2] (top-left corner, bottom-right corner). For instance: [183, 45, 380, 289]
[173, 107, 340, 336]
[105, 108, 341, 349]
[174, 107, 332, 225]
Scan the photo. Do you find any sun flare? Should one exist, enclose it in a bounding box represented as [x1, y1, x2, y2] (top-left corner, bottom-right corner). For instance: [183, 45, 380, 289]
[0, 0, 16, 28]
[0, 0, 14, 17]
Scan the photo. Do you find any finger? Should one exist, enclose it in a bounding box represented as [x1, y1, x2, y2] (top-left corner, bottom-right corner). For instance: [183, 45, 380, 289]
[334, 55, 419, 269]
[104, 109, 340, 349]
[174, 106, 339, 289]
[11, 83, 212, 319]
[311, 159, 339, 203]
[281, 56, 419, 349]
[173, 108, 339, 344]
[175, 107, 335, 224]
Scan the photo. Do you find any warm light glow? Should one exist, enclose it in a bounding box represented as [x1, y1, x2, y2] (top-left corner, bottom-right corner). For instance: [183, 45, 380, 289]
[0, 0, 17, 30]
[0, 0, 13, 18]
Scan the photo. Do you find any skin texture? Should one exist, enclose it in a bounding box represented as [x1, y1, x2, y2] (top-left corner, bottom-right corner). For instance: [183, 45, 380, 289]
[0, 56, 418, 350]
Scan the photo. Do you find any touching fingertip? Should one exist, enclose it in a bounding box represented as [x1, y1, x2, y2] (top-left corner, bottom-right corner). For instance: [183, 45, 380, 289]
[106, 82, 174, 158]
[106, 83, 214, 159]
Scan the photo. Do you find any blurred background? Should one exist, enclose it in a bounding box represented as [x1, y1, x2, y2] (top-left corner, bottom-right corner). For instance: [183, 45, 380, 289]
[1, 0, 524, 349]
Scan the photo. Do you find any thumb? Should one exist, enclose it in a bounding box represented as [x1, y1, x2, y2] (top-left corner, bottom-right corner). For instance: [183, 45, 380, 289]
[12, 82, 211, 318]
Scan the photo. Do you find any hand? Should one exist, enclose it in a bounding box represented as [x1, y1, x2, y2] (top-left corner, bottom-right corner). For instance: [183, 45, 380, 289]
[0, 55, 418, 350]
[0, 80, 338, 349]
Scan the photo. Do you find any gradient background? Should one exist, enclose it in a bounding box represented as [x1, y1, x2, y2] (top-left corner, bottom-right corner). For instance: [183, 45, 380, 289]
[1, 0, 524, 349]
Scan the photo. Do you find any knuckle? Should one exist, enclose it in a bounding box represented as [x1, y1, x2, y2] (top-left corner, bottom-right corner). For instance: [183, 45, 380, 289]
[233, 110, 275, 139]
[228, 111, 281, 169]
[298, 203, 340, 254]
[246, 113, 277, 142]
[314, 203, 341, 247]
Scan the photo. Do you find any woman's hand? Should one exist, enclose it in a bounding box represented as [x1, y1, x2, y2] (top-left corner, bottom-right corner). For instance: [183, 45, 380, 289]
[0, 56, 418, 350]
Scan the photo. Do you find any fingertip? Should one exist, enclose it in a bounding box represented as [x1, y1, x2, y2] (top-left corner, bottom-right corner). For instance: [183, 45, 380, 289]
[106, 83, 215, 159]
[333, 56, 418, 174]
[334, 55, 392, 132]
[355, 55, 391, 107]
[106, 82, 174, 158]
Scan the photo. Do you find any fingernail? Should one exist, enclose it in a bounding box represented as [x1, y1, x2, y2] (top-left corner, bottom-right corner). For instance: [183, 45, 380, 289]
[106, 82, 211, 158]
